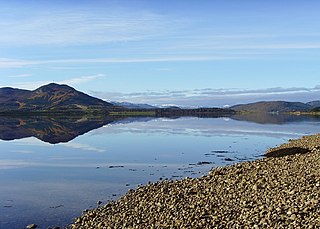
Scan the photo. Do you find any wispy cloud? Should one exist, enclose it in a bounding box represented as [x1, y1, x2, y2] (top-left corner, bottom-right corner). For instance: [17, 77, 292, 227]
[91, 86, 320, 107]
[0, 56, 240, 69]
[10, 150, 34, 154]
[0, 58, 31, 68]
[1, 74, 104, 90]
[0, 159, 35, 169]
[160, 33, 320, 51]
[7, 73, 32, 78]
[60, 74, 105, 85]
[1, 36, 320, 69]
[0, 6, 178, 46]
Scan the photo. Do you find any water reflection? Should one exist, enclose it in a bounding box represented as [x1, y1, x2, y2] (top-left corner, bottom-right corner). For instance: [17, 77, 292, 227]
[0, 115, 121, 144]
[0, 114, 319, 229]
[0, 114, 319, 144]
[231, 113, 320, 124]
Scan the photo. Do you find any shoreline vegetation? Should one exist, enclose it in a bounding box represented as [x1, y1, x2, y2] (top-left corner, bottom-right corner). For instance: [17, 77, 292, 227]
[69, 134, 320, 228]
[288, 111, 320, 116]
[0, 107, 236, 118]
[236, 110, 320, 116]
[1, 109, 319, 118]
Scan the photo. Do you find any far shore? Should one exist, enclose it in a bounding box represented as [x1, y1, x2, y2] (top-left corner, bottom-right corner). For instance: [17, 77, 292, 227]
[68, 134, 320, 228]
[288, 111, 320, 116]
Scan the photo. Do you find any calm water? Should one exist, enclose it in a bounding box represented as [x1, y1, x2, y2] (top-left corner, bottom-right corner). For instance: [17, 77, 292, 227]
[0, 114, 319, 229]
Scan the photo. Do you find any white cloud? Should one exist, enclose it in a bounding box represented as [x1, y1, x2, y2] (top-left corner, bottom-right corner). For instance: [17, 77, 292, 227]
[161, 34, 320, 51]
[1, 74, 104, 90]
[0, 58, 32, 68]
[60, 74, 105, 85]
[0, 159, 35, 169]
[0, 7, 178, 46]
[7, 74, 32, 78]
[1, 3, 320, 71]
[10, 150, 34, 154]
[0, 56, 238, 69]
[91, 86, 320, 107]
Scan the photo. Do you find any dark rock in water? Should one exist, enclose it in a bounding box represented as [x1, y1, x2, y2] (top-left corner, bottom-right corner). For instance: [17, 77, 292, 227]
[97, 201, 102, 205]
[26, 224, 37, 229]
[49, 205, 63, 209]
[266, 147, 310, 158]
[109, 165, 124, 168]
[224, 158, 234, 161]
[196, 161, 213, 165]
[211, 150, 229, 154]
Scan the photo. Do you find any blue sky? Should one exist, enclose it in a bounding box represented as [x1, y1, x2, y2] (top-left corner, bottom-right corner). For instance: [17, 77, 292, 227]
[0, 0, 320, 107]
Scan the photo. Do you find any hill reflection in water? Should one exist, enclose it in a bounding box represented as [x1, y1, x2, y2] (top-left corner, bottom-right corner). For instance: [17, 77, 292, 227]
[0, 115, 122, 144]
[0, 113, 319, 144]
[231, 113, 320, 124]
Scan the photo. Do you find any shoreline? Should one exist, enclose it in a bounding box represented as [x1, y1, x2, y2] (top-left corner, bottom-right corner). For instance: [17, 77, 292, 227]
[69, 134, 320, 228]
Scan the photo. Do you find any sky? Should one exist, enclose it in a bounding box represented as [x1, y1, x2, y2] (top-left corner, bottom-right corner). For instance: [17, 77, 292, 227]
[0, 0, 320, 107]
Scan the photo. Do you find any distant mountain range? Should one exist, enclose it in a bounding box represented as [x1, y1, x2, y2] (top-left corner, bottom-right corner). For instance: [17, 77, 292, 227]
[110, 100, 320, 113]
[231, 101, 320, 113]
[111, 100, 320, 113]
[0, 83, 115, 113]
[110, 101, 157, 109]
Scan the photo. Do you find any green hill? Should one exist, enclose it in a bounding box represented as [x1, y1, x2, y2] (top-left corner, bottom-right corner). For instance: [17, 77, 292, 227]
[231, 101, 311, 113]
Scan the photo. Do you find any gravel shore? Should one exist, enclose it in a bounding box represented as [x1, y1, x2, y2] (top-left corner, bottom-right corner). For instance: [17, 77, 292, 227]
[70, 134, 320, 228]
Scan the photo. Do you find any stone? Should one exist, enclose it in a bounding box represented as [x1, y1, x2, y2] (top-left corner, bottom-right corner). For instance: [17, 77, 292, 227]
[26, 224, 37, 229]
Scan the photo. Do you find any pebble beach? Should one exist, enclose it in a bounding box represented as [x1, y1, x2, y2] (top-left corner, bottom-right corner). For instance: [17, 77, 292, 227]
[69, 134, 320, 228]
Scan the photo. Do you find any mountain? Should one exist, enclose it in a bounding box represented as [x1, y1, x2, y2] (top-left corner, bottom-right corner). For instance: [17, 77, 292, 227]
[311, 106, 320, 112]
[0, 83, 115, 113]
[111, 101, 157, 109]
[307, 100, 320, 108]
[231, 101, 311, 113]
